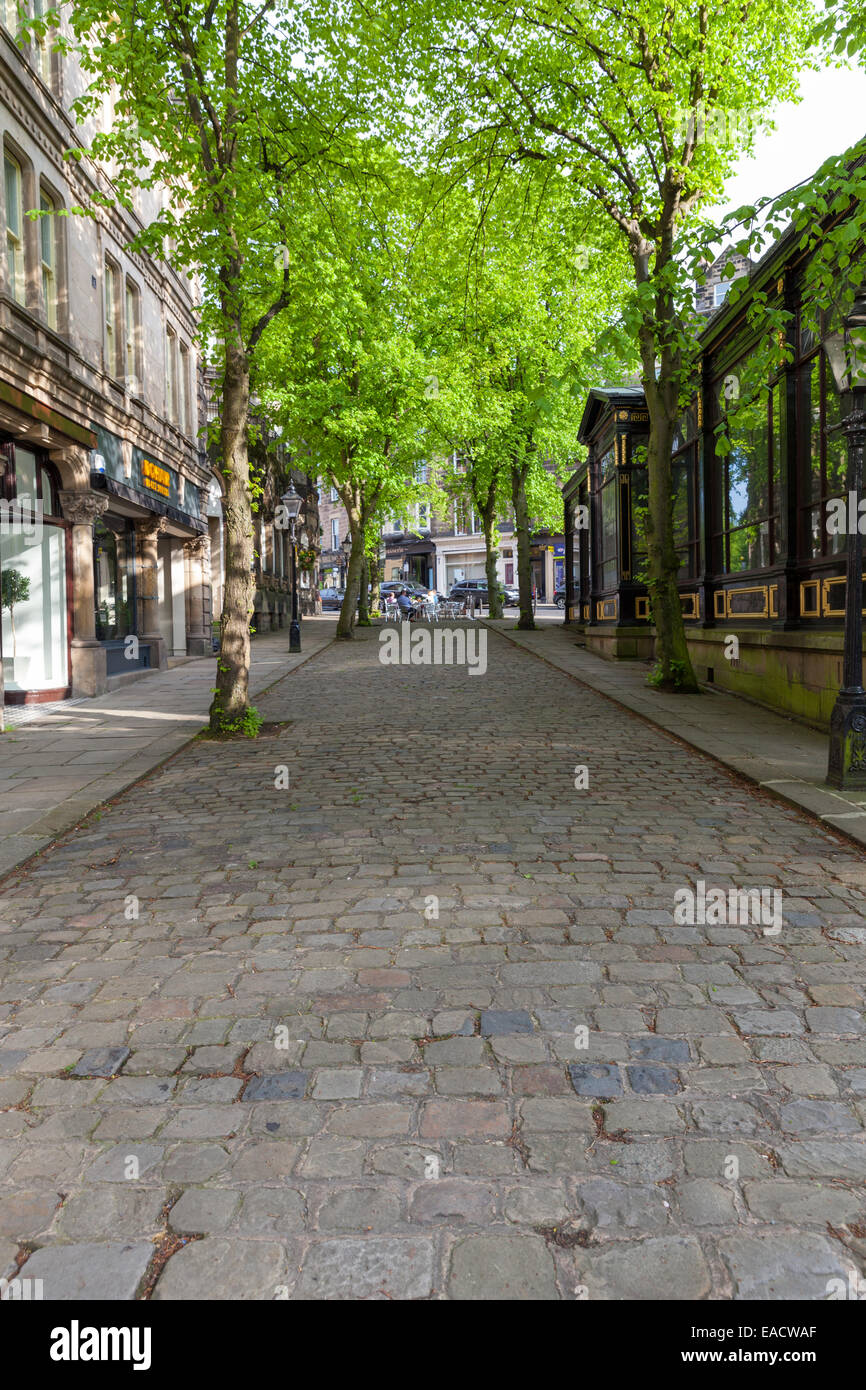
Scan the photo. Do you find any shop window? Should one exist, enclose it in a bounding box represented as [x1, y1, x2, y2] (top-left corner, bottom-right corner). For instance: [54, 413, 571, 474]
[631, 439, 698, 582]
[125, 278, 142, 393]
[598, 446, 617, 589]
[4, 151, 25, 305]
[39, 187, 58, 329]
[713, 357, 780, 574]
[800, 349, 846, 560]
[93, 515, 136, 641]
[1, 449, 68, 694]
[104, 255, 122, 378]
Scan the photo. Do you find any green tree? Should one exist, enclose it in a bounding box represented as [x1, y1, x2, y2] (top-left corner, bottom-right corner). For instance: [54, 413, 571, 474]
[419, 181, 634, 626]
[375, 0, 817, 684]
[50, 0, 358, 729]
[256, 157, 437, 639]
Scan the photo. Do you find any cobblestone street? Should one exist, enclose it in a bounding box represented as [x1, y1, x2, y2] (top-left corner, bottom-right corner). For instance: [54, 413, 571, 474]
[1, 624, 865, 1300]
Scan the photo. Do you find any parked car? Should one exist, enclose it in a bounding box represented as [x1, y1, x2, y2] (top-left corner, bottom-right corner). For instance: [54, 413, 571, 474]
[320, 587, 345, 611]
[449, 579, 519, 608]
[554, 586, 566, 609]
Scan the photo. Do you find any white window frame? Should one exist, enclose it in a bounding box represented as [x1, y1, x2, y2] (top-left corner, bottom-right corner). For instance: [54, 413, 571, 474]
[104, 256, 122, 378]
[32, 0, 52, 86]
[179, 341, 191, 435]
[4, 152, 25, 306]
[39, 188, 57, 328]
[125, 278, 141, 393]
[165, 325, 178, 423]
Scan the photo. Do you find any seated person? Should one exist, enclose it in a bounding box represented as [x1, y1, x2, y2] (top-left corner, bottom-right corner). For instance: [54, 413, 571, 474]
[395, 589, 415, 617]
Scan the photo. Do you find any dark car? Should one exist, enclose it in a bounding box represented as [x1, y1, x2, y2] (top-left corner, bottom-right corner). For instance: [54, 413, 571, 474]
[380, 580, 440, 609]
[381, 580, 432, 599]
[554, 586, 566, 609]
[320, 587, 345, 611]
[449, 579, 519, 608]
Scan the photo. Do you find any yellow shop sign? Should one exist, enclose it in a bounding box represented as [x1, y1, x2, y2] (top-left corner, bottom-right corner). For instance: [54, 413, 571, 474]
[141, 458, 171, 498]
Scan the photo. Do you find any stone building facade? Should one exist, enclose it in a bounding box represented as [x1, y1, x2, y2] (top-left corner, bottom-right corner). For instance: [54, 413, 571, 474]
[247, 435, 320, 628]
[0, 11, 218, 706]
[317, 482, 349, 590]
[695, 250, 752, 318]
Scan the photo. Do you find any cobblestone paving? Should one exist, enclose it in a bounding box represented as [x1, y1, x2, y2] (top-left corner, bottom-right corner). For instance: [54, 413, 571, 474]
[1, 624, 865, 1300]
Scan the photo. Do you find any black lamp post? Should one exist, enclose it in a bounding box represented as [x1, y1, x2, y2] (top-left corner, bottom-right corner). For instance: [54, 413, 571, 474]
[280, 482, 303, 653]
[824, 293, 866, 787]
[340, 533, 351, 589]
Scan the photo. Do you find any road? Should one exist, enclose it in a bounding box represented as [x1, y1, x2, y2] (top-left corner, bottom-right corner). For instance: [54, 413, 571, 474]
[0, 621, 864, 1299]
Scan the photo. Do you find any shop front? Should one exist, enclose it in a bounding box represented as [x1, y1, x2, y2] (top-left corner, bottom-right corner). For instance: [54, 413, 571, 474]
[0, 442, 71, 702]
[381, 533, 435, 588]
[1, 422, 210, 706]
[88, 441, 210, 673]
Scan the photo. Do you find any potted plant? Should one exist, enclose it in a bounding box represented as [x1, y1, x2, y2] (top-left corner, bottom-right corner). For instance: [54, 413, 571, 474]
[1, 568, 30, 665]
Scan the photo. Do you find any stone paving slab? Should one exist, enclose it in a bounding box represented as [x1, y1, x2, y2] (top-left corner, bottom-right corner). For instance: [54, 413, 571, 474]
[487, 619, 866, 848]
[0, 622, 864, 1298]
[0, 622, 336, 881]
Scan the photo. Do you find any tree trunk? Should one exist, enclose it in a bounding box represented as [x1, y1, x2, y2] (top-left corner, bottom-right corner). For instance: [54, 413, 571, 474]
[369, 548, 381, 616]
[209, 334, 254, 729]
[512, 461, 534, 630]
[644, 409, 699, 691]
[357, 549, 371, 625]
[632, 227, 699, 694]
[479, 483, 503, 619]
[639, 322, 700, 693]
[480, 503, 500, 611]
[337, 515, 364, 639]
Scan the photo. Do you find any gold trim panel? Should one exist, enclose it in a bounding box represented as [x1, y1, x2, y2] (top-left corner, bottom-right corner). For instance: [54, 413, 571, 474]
[822, 574, 866, 618]
[596, 596, 619, 621]
[717, 586, 770, 619]
[800, 580, 820, 618]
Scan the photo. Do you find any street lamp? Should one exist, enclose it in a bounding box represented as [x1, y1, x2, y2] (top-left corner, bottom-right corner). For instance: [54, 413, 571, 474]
[340, 533, 351, 589]
[824, 292, 866, 787]
[280, 481, 303, 653]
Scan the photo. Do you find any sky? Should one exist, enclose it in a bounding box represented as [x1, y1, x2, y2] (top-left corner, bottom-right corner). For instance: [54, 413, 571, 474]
[709, 64, 866, 226]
